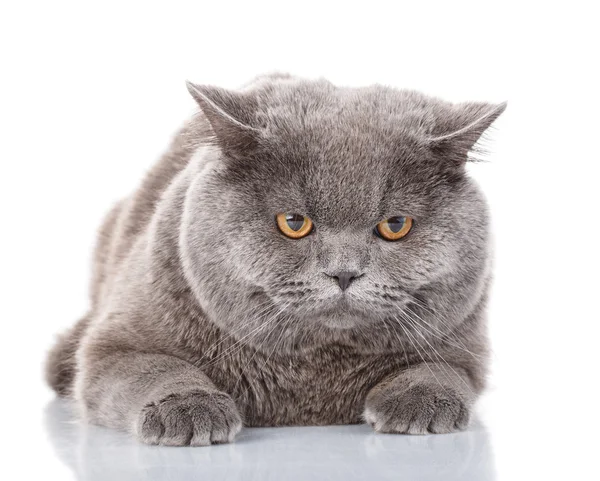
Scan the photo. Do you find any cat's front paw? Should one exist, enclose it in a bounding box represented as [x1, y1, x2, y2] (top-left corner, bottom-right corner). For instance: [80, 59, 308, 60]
[364, 383, 470, 435]
[135, 390, 242, 446]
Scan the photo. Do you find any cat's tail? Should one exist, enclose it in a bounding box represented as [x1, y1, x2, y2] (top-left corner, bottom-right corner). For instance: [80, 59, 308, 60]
[45, 314, 91, 397]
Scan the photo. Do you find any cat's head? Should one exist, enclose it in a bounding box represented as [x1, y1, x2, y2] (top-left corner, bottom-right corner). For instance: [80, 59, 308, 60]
[180, 75, 505, 351]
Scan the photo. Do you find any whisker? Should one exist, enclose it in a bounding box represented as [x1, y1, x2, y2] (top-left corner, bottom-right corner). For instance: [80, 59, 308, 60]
[199, 299, 274, 361]
[259, 314, 295, 371]
[388, 315, 448, 394]
[198, 301, 291, 370]
[409, 296, 482, 341]
[378, 314, 410, 366]
[234, 308, 296, 399]
[403, 305, 484, 360]
[397, 311, 474, 395]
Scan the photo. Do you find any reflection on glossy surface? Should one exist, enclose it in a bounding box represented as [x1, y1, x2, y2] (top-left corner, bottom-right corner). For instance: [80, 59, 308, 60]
[45, 399, 496, 480]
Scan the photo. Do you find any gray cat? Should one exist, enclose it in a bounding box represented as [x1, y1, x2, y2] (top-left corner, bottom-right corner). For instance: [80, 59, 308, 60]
[46, 73, 505, 446]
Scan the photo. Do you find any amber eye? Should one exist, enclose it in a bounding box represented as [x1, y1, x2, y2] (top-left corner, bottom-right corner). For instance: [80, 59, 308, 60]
[375, 216, 413, 241]
[276, 213, 314, 239]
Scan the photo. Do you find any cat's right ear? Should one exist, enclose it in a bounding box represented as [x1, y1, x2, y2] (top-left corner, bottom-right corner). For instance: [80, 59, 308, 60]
[425, 101, 507, 166]
[186, 82, 261, 158]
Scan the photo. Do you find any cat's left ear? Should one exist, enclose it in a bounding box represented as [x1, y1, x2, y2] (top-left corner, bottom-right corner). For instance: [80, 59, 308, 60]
[186, 81, 261, 158]
[427, 101, 507, 165]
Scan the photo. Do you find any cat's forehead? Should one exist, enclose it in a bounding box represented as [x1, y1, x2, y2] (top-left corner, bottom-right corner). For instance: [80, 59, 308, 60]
[258, 89, 427, 202]
[258, 83, 439, 178]
[258, 86, 399, 151]
[255, 127, 434, 225]
[258, 82, 436, 136]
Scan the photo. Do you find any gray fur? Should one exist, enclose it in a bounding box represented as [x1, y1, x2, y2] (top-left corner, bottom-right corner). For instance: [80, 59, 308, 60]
[46, 74, 505, 445]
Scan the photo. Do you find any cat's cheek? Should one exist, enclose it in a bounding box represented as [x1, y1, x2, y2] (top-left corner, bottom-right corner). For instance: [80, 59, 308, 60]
[378, 239, 460, 286]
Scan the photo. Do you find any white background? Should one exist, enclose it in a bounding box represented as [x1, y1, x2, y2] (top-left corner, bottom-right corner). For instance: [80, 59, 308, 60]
[1, 1, 598, 479]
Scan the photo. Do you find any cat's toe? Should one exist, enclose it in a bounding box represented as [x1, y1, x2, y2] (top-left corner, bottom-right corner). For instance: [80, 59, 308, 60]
[136, 390, 242, 446]
[364, 383, 470, 435]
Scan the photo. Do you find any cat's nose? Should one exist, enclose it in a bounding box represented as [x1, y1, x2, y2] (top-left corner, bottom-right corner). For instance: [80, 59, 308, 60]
[326, 271, 361, 291]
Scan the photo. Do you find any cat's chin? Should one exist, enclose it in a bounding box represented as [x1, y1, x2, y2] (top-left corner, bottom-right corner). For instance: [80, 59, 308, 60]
[320, 315, 361, 329]
[313, 301, 369, 329]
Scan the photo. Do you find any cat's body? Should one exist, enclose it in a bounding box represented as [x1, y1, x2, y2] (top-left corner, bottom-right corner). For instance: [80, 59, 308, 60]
[46, 74, 504, 445]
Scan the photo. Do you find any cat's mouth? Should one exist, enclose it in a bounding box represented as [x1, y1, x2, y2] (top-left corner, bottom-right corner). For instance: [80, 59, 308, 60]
[298, 295, 377, 329]
[314, 302, 367, 329]
[265, 280, 412, 329]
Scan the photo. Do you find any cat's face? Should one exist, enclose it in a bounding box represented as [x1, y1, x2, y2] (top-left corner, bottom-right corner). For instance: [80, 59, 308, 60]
[181, 77, 504, 350]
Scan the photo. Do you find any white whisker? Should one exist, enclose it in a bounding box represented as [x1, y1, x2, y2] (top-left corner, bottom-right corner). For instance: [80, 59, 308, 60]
[198, 301, 291, 370]
[403, 304, 484, 360]
[388, 315, 448, 394]
[397, 311, 473, 395]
